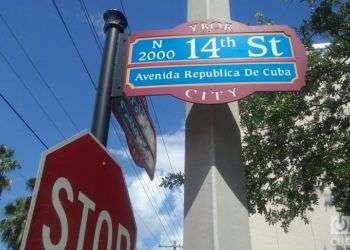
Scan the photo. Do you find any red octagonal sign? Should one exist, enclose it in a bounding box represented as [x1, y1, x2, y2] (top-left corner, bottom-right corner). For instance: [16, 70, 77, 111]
[21, 132, 136, 250]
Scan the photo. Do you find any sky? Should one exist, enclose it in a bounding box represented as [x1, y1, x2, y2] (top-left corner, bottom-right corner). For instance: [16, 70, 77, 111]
[0, 0, 311, 249]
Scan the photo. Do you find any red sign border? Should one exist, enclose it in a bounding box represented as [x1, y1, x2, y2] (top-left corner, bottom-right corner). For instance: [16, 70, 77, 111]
[20, 131, 136, 250]
[123, 19, 307, 104]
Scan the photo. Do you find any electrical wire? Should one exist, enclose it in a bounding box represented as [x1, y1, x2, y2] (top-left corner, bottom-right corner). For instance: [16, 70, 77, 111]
[49, 0, 97, 90]
[110, 123, 175, 243]
[76, 1, 182, 239]
[133, 209, 159, 247]
[77, 0, 103, 53]
[119, 0, 129, 27]
[148, 97, 178, 173]
[116, 0, 179, 175]
[0, 13, 80, 132]
[114, 0, 183, 239]
[0, 93, 49, 149]
[0, 50, 66, 139]
[112, 121, 182, 241]
[0, 4, 174, 245]
[49, 1, 178, 242]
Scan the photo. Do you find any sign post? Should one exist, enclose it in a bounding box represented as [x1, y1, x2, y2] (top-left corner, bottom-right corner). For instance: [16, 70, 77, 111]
[91, 10, 127, 146]
[20, 132, 137, 250]
[21, 9, 140, 250]
[91, 9, 157, 179]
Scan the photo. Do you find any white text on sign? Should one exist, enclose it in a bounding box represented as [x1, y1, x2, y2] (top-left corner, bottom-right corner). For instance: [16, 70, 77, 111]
[131, 34, 293, 63]
[42, 177, 131, 250]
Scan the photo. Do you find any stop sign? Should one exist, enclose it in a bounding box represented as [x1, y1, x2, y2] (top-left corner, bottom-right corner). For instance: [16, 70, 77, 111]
[20, 132, 137, 250]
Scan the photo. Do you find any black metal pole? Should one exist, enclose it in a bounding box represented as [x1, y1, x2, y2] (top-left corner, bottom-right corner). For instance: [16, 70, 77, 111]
[91, 10, 127, 146]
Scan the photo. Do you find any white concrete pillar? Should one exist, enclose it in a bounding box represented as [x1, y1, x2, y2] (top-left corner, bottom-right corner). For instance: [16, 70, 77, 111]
[184, 1, 252, 249]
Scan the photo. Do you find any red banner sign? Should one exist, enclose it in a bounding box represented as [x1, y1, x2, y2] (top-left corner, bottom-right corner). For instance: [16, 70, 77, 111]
[112, 96, 157, 180]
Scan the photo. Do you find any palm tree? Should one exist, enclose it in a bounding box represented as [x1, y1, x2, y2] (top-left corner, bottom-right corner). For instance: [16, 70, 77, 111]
[0, 145, 20, 196]
[0, 178, 35, 250]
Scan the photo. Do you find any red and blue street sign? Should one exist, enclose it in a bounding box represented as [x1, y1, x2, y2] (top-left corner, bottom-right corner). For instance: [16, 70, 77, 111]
[123, 19, 307, 104]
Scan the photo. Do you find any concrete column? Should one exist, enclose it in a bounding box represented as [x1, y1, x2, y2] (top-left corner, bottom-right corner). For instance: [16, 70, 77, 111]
[183, 1, 252, 249]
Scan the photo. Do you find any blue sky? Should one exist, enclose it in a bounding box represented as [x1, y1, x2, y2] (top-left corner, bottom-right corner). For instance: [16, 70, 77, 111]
[0, 0, 311, 249]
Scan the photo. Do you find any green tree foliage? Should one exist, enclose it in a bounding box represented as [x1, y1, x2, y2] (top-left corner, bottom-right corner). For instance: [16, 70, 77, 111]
[160, 172, 185, 189]
[255, 12, 274, 25]
[0, 178, 35, 250]
[0, 144, 34, 249]
[0, 145, 20, 197]
[161, 0, 350, 230]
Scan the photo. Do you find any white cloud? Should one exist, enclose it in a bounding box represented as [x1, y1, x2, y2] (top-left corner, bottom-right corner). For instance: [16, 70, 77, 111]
[155, 128, 185, 174]
[110, 128, 185, 248]
[127, 172, 184, 249]
[109, 147, 129, 159]
[312, 43, 331, 49]
[112, 127, 185, 175]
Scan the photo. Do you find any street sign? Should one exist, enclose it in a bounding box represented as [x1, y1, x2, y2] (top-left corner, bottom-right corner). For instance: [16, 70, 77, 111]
[123, 19, 307, 104]
[20, 132, 136, 250]
[112, 96, 156, 180]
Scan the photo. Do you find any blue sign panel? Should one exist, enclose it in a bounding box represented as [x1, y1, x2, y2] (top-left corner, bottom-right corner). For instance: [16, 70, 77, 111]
[130, 33, 293, 64]
[128, 63, 297, 87]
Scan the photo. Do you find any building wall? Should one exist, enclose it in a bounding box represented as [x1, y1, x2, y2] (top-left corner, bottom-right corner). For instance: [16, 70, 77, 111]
[249, 191, 349, 250]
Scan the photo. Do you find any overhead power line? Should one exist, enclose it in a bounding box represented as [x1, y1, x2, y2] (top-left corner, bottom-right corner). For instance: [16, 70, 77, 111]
[0, 50, 65, 139]
[0, 13, 80, 132]
[49, 1, 178, 242]
[116, 0, 178, 175]
[118, 0, 132, 35]
[111, 124, 175, 243]
[76, 1, 181, 238]
[0, 93, 49, 149]
[119, 0, 129, 26]
[107, 2, 182, 237]
[148, 97, 178, 173]
[159, 241, 184, 249]
[49, 0, 97, 90]
[112, 121, 182, 241]
[133, 209, 159, 244]
[115, 0, 183, 239]
[77, 0, 103, 53]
